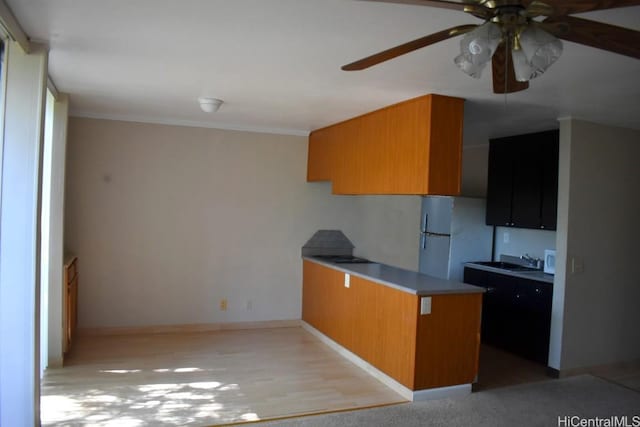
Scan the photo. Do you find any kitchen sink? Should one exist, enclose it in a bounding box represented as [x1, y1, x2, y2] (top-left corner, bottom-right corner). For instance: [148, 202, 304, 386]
[473, 261, 539, 272]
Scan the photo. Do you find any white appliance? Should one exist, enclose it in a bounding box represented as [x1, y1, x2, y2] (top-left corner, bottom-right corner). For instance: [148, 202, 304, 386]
[419, 196, 493, 282]
[544, 249, 556, 275]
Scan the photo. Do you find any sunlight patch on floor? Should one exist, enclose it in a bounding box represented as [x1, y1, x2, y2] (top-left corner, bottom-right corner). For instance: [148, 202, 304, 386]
[41, 375, 258, 426]
[41, 328, 407, 425]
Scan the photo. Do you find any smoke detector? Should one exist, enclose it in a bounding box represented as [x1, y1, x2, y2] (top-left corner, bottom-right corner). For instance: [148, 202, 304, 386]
[198, 97, 223, 113]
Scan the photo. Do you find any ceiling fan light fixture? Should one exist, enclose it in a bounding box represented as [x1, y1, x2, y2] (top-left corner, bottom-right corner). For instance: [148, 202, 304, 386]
[513, 26, 563, 81]
[454, 53, 488, 78]
[512, 48, 535, 82]
[454, 21, 502, 78]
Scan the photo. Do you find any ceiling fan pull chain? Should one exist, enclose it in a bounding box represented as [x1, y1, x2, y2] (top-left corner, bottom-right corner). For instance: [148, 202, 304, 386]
[504, 36, 509, 108]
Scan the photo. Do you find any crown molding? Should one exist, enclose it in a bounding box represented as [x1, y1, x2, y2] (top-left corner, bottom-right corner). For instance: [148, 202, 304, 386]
[69, 110, 311, 137]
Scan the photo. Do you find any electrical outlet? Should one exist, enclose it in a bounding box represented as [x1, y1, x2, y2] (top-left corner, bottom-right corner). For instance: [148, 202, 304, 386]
[571, 257, 584, 274]
[246, 300, 252, 311]
[503, 232, 510, 244]
[344, 273, 350, 288]
[220, 298, 228, 311]
[420, 297, 432, 315]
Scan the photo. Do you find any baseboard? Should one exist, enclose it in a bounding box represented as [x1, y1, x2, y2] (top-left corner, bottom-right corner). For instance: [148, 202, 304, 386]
[551, 358, 640, 379]
[301, 321, 472, 402]
[78, 319, 301, 337]
[47, 357, 63, 369]
[547, 367, 561, 378]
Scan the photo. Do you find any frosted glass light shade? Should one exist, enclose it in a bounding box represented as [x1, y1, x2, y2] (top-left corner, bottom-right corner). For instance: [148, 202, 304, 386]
[512, 49, 534, 82]
[454, 22, 502, 78]
[512, 26, 563, 82]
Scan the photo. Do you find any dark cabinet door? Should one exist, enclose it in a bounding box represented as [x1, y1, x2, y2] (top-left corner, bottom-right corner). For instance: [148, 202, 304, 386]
[464, 268, 499, 346]
[486, 130, 559, 230]
[540, 131, 559, 230]
[518, 281, 553, 364]
[463, 267, 486, 286]
[464, 267, 553, 365]
[486, 138, 514, 226]
[511, 137, 543, 228]
[490, 274, 522, 355]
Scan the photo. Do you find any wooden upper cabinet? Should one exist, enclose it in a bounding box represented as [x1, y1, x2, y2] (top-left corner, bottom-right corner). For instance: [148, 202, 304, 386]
[306, 94, 464, 195]
[306, 126, 333, 182]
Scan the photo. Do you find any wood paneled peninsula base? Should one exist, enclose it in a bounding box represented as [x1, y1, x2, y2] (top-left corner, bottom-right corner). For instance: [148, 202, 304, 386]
[302, 257, 484, 401]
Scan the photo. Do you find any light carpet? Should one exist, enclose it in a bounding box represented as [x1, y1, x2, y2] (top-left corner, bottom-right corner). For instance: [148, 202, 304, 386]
[246, 375, 640, 427]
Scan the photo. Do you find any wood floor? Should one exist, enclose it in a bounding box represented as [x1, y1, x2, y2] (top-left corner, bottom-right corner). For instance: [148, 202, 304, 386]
[41, 326, 406, 426]
[42, 328, 640, 426]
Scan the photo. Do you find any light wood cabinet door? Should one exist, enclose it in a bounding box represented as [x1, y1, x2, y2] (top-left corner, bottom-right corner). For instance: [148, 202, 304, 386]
[350, 275, 419, 388]
[302, 260, 482, 391]
[307, 94, 464, 196]
[64, 256, 78, 355]
[413, 293, 482, 389]
[303, 261, 419, 388]
[307, 127, 333, 182]
[302, 260, 353, 348]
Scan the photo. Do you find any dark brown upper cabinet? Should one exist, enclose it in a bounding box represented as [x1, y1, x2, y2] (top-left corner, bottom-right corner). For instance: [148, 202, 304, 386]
[486, 130, 559, 230]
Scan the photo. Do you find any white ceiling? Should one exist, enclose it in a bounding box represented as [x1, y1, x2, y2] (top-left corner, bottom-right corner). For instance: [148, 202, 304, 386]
[7, 0, 640, 143]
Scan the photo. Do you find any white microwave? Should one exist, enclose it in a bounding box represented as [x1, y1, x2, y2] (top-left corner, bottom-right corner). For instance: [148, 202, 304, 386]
[544, 249, 556, 275]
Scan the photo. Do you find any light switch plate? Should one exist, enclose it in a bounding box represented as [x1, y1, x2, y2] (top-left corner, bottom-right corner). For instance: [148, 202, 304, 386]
[572, 257, 584, 274]
[344, 273, 350, 288]
[420, 297, 432, 315]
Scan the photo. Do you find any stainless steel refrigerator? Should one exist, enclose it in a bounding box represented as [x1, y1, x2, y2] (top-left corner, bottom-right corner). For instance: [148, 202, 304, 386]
[419, 196, 493, 282]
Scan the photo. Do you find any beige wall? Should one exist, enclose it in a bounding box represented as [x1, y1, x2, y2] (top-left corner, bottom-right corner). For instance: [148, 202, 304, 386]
[349, 195, 421, 270]
[550, 119, 640, 371]
[65, 118, 421, 328]
[461, 144, 489, 197]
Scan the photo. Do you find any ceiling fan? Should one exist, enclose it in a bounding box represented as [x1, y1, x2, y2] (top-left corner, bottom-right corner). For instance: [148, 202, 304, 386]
[342, 0, 640, 93]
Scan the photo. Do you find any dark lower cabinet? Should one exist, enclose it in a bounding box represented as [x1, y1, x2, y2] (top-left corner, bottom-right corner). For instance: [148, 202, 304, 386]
[464, 267, 552, 364]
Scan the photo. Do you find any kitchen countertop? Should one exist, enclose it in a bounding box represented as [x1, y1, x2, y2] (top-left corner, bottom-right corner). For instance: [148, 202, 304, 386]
[303, 256, 484, 296]
[464, 262, 554, 284]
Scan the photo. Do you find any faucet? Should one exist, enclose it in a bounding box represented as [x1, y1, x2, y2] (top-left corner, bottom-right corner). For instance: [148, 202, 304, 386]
[521, 254, 543, 269]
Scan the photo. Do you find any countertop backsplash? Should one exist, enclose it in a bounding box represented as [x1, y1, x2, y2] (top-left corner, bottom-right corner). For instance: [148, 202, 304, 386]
[301, 230, 354, 257]
[493, 226, 556, 261]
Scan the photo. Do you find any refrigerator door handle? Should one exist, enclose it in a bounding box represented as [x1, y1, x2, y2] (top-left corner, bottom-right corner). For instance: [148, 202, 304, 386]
[421, 213, 428, 233]
[424, 231, 451, 238]
[421, 232, 426, 250]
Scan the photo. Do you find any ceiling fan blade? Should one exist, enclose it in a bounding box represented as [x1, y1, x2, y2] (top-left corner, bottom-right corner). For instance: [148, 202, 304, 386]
[523, 0, 640, 16]
[342, 24, 476, 71]
[544, 16, 640, 59]
[492, 43, 530, 94]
